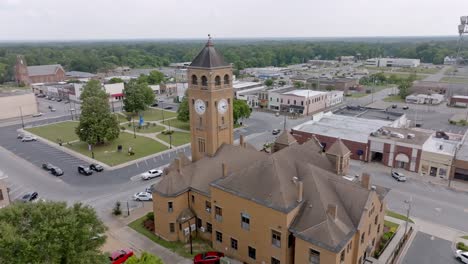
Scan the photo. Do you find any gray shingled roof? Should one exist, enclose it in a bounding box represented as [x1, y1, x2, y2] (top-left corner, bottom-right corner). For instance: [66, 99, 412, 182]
[275, 131, 297, 146]
[326, 139, 351, 156]
[189, 39, 230, 69]
[27, 64, 63, 76]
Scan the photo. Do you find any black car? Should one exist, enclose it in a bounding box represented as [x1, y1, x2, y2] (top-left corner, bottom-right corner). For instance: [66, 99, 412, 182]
[391, 104, 397, 109]
[151, 102, 158, 107]
[50, 167, 64, 176]
[20, 192, 38, 202]
[402, 105, 409, 110]
[42, 163, 54, 170]
[164, 106, 173, 110]
[272, 129, 281, 135]
[78, 165, 93, 176]
[56, 98, 62, 102]
[89, 163, 104, 172]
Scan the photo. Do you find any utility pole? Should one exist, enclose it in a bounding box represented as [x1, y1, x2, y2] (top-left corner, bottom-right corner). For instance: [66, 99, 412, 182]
[19, 107, 24, 129]
[404, 197, 412, 236]
[161, 101, 165, 124]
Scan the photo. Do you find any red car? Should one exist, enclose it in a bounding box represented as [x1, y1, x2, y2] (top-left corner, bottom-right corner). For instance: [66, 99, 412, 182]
[109, 249, 134, 264]
[193, 251, 225, 264]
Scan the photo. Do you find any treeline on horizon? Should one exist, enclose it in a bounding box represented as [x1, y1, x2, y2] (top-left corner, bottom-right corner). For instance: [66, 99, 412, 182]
[0, 38, 467, 84]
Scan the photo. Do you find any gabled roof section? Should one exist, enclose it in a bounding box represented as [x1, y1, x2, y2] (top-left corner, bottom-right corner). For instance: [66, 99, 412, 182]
[275, 131, 297, 146]
[326, 139, 351, 156]
[27, 64, 63, 76]
[189, 37, 230, 69]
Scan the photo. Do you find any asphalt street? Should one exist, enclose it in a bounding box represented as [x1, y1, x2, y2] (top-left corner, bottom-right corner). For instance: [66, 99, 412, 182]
[402, 232, 459, 264]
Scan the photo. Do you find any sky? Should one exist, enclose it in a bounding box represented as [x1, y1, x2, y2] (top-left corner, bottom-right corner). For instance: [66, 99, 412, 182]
[1, 0, 467, 41]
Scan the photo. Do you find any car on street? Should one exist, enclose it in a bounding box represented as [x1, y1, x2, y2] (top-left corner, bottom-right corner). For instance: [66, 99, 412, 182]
[133, 192, 152, 201]
[109, 249, 134, 264]
[164, 106, 173, 110]
[22, 135, 37, 142]
[78, 165, 93, 176]
[20, 192, 38, 202]
[391, 171, 407, 182]
[51, 97, 56, 101]
[402, 105, 409, 110]
[32, 112, 43, 117]
[145, 186, 153, 193]
[50, 167, 64, 176]
[17, 133, 25, 139]
[272, 129, 281, 135]
[391, 104, 397, 109]
[56, 98, 62, 102]
[42, 163, 54, 170]
[141, 169, 163, 180]
[193, 251, 225, 264]
[50, 108, 56, 112]
[89, 163, 104, 172]
[455, 250, 468, 263]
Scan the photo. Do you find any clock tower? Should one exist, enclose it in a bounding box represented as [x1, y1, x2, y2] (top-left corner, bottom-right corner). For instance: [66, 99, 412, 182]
[188, 36, 234, 162]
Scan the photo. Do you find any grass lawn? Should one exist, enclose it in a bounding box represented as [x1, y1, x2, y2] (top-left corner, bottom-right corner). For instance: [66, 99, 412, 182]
[440, 77, 468, 84]
[121, 122, 166, 134]
[113, 113, 129, 124]
[386, 210, 414, 223]
[157, 131, 191, 147]
[383, 72, 425, 80]
[126, 109, 177, 122]
[26, 121, 79, 143]
[383, 95, 405, 103]
[66, 133, 167, 166]
[161, 118, 190, 131]
[461, 235, 468, 239]
[128, 216, 212, 258]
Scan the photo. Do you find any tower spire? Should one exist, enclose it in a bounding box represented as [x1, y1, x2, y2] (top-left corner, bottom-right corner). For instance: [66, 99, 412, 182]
[206, 34, 213, 47]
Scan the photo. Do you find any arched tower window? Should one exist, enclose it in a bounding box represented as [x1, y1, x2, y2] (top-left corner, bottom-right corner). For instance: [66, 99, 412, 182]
[191, 75, 198, 85]
[224, 74, 230, 85]
[201, 76, 208, 86]
[215, 76, 221, 86]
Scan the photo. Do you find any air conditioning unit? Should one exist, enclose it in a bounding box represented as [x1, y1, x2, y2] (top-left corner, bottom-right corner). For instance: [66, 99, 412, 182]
[200, 227, 205, 232]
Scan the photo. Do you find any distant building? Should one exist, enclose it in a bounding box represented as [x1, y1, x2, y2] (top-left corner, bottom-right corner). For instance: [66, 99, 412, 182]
[338, 56, 355, 63]
[326, 91, 344, 107]
[444, 56, 458, 65]
[420, 132, 460, 179]
[365, 58, 420, 68]
[15, 55, 65, 85]
[266, 86, 295, 111]
[279, 89, 327, 115]
[405, 94, 444, 105]
[104, 83, 125, 102]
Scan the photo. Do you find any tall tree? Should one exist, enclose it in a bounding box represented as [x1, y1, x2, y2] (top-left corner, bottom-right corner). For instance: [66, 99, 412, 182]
[123, 79, 155, 116]
[398, 80, 411, 99]
[264, 79, 273, 87]
[126, 252, 164, 264]
[0, 202, 108, 264]
[108, 77, 124, 84]
[76, 81, 119, 145]
[233, 99, 251, 124]
[147, 70, 165, 85]
[177, 96, 190, 122]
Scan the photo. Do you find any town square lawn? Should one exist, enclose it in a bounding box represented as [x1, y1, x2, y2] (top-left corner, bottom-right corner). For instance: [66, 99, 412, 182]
[66, 132, 168, 166]
[26, 121, 79, 143]
[161, 119, 190, 131]
[156, 131, 191, 147]
[126, 109, 177, 122]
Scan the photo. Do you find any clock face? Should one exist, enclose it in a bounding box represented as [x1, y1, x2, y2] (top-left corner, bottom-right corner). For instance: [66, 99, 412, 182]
[194, 99, 206, 115]
[218, 99, 228, 114]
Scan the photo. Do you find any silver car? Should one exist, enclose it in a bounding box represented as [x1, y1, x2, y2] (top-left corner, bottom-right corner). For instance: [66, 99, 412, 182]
[22, 135, 37, 142]
[391, 171, 407, 182]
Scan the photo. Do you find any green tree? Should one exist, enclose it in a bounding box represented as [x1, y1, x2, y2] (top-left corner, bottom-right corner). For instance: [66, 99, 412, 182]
[126, 252, 164, 264]
[278, 80, 286, 86]
[387, 74, 400, 85]
[325, 85, 334, 91]
[0, 201, 108, 264]
[77, 81, 119, 145]
[294, 81, 304, 88]
[80, 80, 108, 101]
[398, 80, 411, 99]
[177, 96, 190, 122]
[147, 70, 165, 85]
[123, 79, 155, 116]
[233, 99, 251, 124]
[264, 79, 273, 87]
[108, 77, 124, 84]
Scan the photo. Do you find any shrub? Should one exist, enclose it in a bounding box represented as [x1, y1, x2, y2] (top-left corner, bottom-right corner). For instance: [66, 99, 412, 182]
[113, 201, 122, 216]
[162, 130, 174, 135]
[382, 231, 394, 242]
[128, 122, 132, 127]
[457, 242, 468, 251]
[146, 212, 154, 221]
[120, 126, 126, 131]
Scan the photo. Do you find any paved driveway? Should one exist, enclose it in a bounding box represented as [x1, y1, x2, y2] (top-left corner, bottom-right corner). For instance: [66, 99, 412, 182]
[402, 232, 459, 264]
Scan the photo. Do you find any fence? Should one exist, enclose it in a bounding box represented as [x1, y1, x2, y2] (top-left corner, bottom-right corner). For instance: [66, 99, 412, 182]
[385, 227, 414, 264]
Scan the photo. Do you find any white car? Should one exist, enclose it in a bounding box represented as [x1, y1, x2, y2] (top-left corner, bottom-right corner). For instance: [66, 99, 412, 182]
[391, 171, 407, 182]
[32, 112, 43, 117]
[22, 135, 37, 142]
[456, 250, 468, 263]
[133, 192, 152, 201]
[141, 169, 163, 180]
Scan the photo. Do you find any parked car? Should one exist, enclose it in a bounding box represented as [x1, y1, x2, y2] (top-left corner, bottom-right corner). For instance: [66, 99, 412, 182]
[391, 104, 397, 109]
[50, 167, 64, 176]
[391, 171, 407, 182]
[193, 251, 225, 264]
[78, 165, 93, 176]
[32, 112, 43, 117]
[17, 133, 25, 139]
[164, 106, 173, 110]
[51, 98, 56, 101]
[42, 163, 54, 170]
[456, 250, 468, 263]
[50, 108, 56, 112]
[56, 98, 62, 102]
[133, 192, 152, 201]
[89, 163, 104, 172]
[145, 186, 153, 193]
[64, 100, 70, 104]
[141, 169, 163, 180]
[272, 129, 281, 135]
[402, 105, 409, 110]
[22, 135, 37, 142]
[20, 192, 38, 202]
[109, 249, 134, 264]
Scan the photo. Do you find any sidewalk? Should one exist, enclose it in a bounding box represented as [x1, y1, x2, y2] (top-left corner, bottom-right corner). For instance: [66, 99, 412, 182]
[102, 203, 191, 264]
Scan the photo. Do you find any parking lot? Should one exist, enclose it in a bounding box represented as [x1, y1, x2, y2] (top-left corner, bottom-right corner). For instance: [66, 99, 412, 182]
[402, 232, 459, 264]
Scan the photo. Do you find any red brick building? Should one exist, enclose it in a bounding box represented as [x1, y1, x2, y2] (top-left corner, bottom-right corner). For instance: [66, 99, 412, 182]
[15, 55, 65, 85]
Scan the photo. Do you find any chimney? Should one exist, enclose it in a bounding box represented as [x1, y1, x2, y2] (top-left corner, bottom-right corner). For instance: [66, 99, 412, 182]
[297, 181, 303, 203]
[240, 135, 245, 147]
[222, 163, 227, 177]
[175, 158, 181, 173]
[361, 173, 370, 190]
[327, 204, 338, 221]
